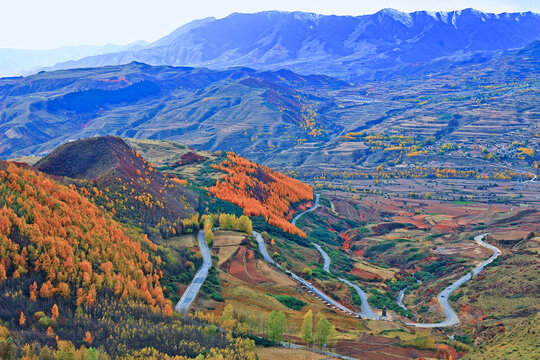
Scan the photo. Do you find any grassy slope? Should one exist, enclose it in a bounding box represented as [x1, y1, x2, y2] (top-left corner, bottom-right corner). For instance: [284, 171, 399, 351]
[463, 313, 540, 360]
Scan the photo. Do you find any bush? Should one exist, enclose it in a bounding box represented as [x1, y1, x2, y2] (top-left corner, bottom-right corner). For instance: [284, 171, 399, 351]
[210, 292, 225, 302]
[364, 242, 395, 257]
[423, 260, 448, 274]
[455, 334, 472, 345]
[405, 253, 425, 263]
[267, 294, 306, 311]
[414, 271, 435, 282]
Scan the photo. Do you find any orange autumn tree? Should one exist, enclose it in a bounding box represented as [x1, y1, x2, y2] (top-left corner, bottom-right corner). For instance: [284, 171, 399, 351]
[0, 161, 171, 313]
[209, 153, 313, 236]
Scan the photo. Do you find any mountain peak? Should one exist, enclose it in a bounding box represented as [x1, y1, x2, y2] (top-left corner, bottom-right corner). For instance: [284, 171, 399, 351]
[375, 8, 413, 26]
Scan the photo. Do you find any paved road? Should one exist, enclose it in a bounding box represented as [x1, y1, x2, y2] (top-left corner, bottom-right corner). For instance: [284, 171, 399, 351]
[254, 229, 358, 316]
[291, 193, 320, 226]
[338, 277, 381, 320]
[292, 193, 382, 319]
[397, 288, 407, 310]
[254, 230, 277, 265]
[289, 195, 501, 326]
[405, 233, 501, 328]
[313, 243, 330, 272]
[175, 230, 212, 312]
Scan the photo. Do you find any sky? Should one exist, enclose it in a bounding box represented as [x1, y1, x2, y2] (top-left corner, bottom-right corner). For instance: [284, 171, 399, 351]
[1, 0, 538, 49]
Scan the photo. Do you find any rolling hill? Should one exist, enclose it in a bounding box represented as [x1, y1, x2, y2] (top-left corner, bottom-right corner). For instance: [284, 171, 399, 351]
[1, 41, 538, 183]
[34, 136, 198, 235]
[44, 9, 540, 81]
[0, 63, 348, 160]
[0, 159, 256, 359]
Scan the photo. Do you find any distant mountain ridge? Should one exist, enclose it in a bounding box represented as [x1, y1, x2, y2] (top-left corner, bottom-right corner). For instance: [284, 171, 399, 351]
[0, 39, 538, 168]
[43, 8, 540, 80]
[0, 41, 148, 78]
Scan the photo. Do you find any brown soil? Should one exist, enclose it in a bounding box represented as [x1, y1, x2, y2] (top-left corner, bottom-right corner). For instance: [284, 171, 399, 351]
[336, 335, 438, 360]
[431, 242, 491, 259]
[352, 267, 383, 281]
[228, 246, 271, 285]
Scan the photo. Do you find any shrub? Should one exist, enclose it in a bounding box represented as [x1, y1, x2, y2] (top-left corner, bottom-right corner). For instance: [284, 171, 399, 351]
[267, 294, 306, 311]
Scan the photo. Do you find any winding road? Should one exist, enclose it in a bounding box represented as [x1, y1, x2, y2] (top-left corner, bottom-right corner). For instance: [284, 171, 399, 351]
[254, 230, 358, 316]
[175, 229, 212, 312]
[291, 194, 381, 319]
[286, 194, 502, 326]
[405, 233, 501, 328]
[176, 194, 502, 328]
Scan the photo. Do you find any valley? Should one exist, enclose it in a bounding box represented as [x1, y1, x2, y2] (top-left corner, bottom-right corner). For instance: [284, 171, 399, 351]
[122, 137, 538, 358]
[0, 5, 538, 359]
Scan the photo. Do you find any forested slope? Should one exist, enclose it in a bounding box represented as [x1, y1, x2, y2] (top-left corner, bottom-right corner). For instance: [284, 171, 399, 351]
[0, 160, 256, 359]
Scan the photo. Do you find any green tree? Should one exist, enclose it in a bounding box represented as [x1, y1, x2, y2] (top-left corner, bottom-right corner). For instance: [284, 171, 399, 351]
[87, 348, 99, 360]
[327, 324, 337, 349]
[426, 192, 431, 199]
[316, 314, 331, 348]
[221, 304, 235, 323]
[237, 215, 253, 234]
[266, 310, 287, 343]
[205, 228, 214, 245]
[303, 267, 312, 278]
[301, 310, 313, 345]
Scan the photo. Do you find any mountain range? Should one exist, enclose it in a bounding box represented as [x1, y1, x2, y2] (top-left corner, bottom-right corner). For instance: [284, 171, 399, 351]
[0, 41, 147, 78]
[1, 40, 538, 172]
[39, 8, 540, 80]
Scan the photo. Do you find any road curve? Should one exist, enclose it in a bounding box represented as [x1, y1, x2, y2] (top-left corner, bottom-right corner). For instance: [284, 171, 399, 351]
[292, 194, 381, 319]
[175, 230, 212, 312]
[405, 233, 501, 328]
[397, 289, 407, 310]
[254, 230, 358, 316]
[312, 243, 330, 272]
[291, 193, 320, 226]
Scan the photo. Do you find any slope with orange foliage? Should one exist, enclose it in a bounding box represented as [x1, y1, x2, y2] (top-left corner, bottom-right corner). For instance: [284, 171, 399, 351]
[208, 153, 313, 236]
[0, 160, 170, 312]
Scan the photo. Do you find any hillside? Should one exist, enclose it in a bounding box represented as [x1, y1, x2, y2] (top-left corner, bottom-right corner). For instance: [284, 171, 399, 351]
[1, 43, 538, 192]
[35, 136, 198, 234]
[123, 138, 315, 237]
[209, 152, 313, 236]
[463, 313, 540, 360]
[0, 64, 347, 160]
[0, 160, 259, 359]
[0, 160, 167, 311]
[44, 9, 540, 81]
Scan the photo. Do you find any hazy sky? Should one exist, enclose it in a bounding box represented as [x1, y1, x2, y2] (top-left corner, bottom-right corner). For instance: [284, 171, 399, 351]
[1, 0, 538, 49]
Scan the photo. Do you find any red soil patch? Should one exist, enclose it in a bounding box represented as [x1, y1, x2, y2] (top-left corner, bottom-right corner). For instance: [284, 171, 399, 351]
[174, 151, 205, 166]
[341, 231, 353, 250]
[336, 335, 438, 360]
[392, 216, 429, 229]
[352, 267, 383, 281]
[228, 246, 271, 285]
[458, 304, 486, 325]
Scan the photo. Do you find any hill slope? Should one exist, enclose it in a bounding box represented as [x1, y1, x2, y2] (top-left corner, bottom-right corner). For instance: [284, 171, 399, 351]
[0, 64, 347, 160]
[35, 136, 198, 233]
[0, 160, 256, 359]
[0, 160, 167, 310]
[45, 9, 540, 80]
